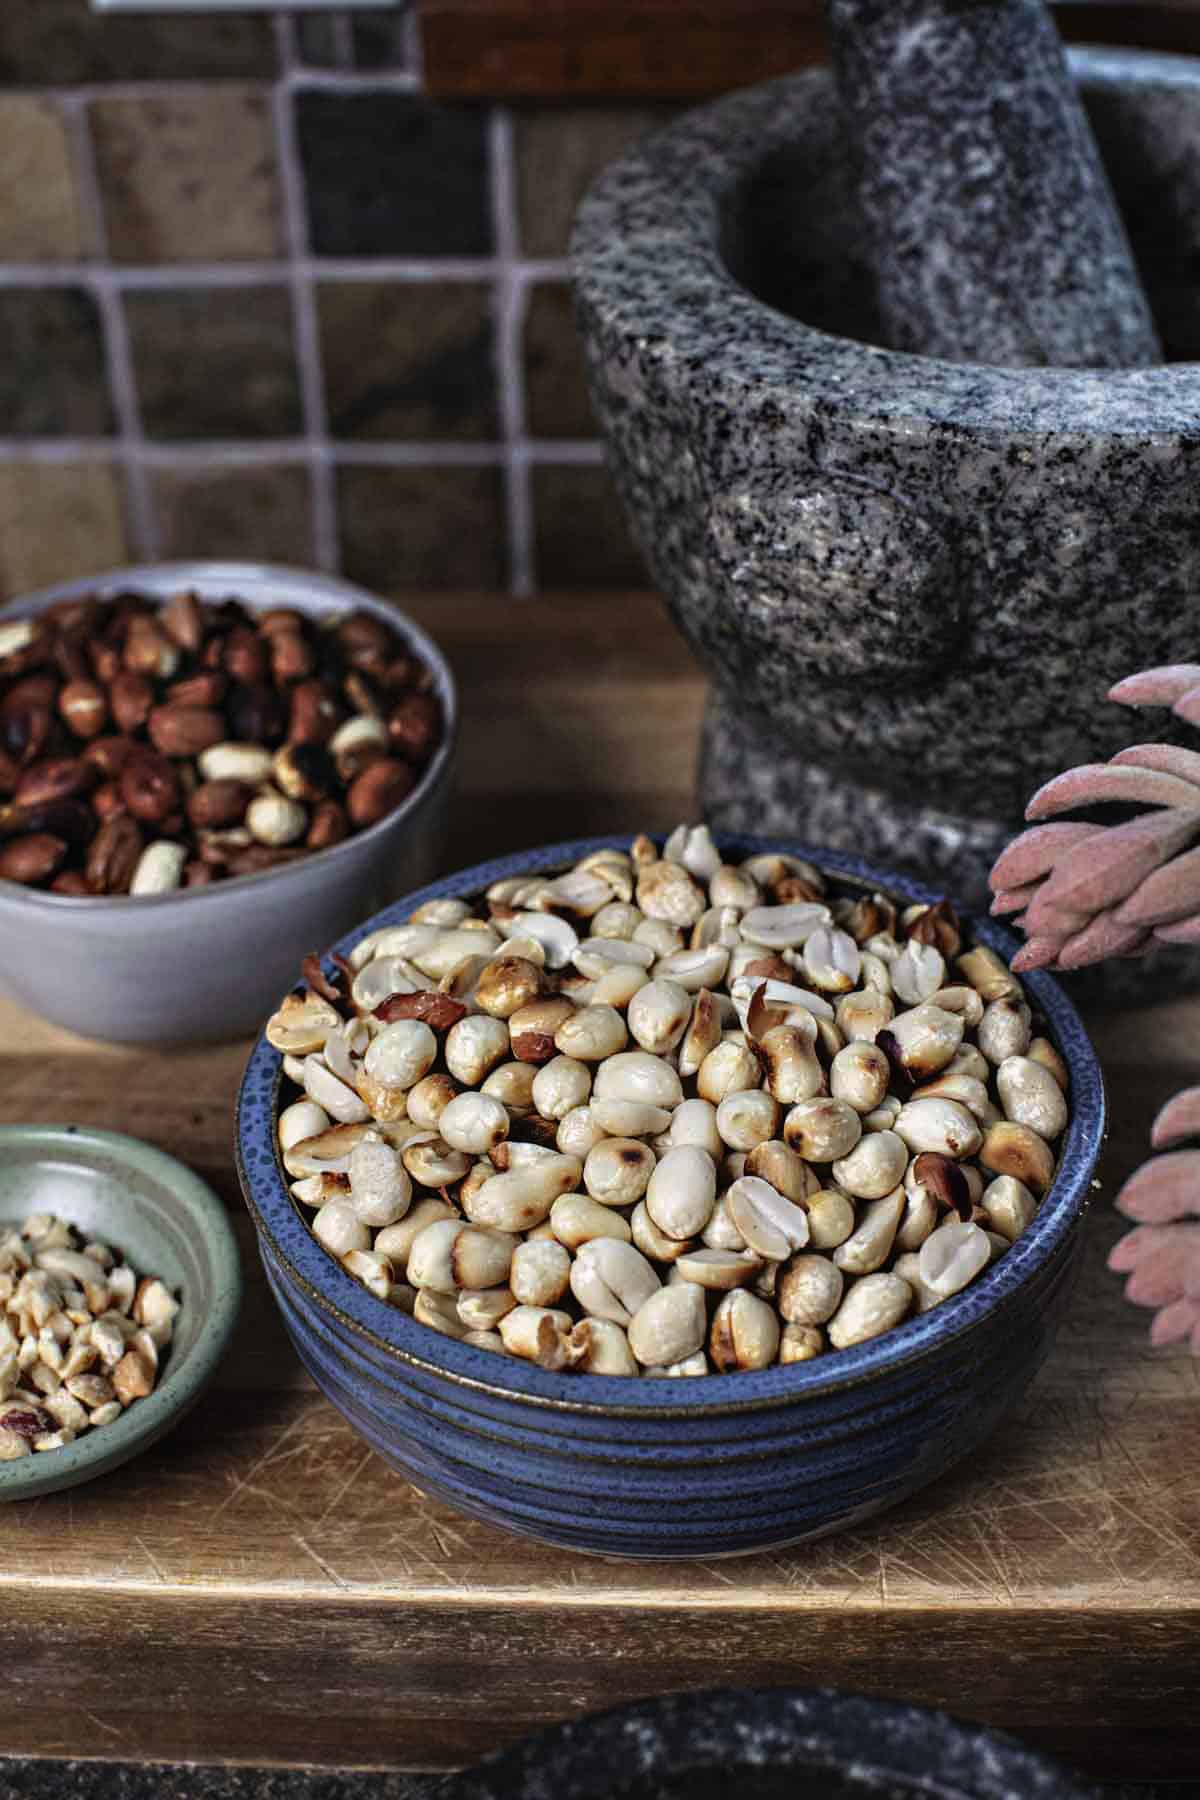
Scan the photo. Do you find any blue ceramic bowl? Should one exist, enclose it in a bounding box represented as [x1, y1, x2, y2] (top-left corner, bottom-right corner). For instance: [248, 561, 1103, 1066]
[236, 835, 1105, 1560]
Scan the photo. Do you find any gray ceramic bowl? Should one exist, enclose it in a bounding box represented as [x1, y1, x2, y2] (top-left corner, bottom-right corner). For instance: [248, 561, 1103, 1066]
[237, 834, 1106, 1559]
[0, 1123, 242, 1501]
[0, 562, 457, 1044]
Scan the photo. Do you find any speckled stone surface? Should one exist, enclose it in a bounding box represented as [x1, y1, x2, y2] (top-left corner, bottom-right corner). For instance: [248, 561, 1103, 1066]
[826, 0, 1160, 367]
[572, 48, 1200, 911]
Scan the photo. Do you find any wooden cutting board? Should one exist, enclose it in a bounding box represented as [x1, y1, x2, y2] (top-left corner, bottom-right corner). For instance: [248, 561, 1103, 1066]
[3, 593, 1197, 1780]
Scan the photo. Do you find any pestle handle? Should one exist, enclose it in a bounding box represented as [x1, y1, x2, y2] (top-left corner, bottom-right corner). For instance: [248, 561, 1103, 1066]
[826, 0, 1162, 368]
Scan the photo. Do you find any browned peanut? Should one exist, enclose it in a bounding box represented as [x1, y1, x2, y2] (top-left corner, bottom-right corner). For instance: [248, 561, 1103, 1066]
[85, 815, 143, 894]
[147, 704, 226, 758]
[58, 679, 108, 739]
[187, 780, 254, 830]
[109, 670, 154, 736]
[119, 752, 179, 825]
[0, 833, 67, 884]
[347, 758, 416, 828]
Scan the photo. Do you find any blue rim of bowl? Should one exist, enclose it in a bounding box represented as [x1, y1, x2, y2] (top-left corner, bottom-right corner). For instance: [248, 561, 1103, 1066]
[236, 833, 1106, 1418]
[0, 1122, 243, 1494]
[0, 561, 458, 912]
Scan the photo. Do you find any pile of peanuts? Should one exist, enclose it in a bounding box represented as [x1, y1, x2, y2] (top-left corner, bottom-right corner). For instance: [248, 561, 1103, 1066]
[0, 1213, 179, 1456]
[269, 828, 1070, 1377]
[0, 589, 441, 894]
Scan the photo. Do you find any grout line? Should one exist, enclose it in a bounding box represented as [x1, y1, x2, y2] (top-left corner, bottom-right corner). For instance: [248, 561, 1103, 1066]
[0, 258, 572, 288]
[488, 104, 534, 599]
[402, 0, 426, 81]
[273, 14, 339, 575]
[58, 95, 158, 559]
[0, 440, 606, 467]
[0, 72, 423, 103]
[285, 68, 421, 94]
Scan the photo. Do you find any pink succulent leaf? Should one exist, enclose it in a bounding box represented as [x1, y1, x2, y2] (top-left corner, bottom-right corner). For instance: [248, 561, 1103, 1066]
[1152, 916, 1200, 945]
[1055, 914, 1150, 969]
[1115, 1149, 1200, 1223]
[988, 822, 1105, 891]
[1113, 842, 1200, 929]
[1107, 1222, 1200, 1271]
[1124, 1249, 1189, 1308]
[1034, 810, 1200, 916]
[1022, 883, 1091, 935]
[1173, 683, 1200, 728]
[1025, 765, 1200, 819]
[1149, 1295, 1200, 1347]
[1108, 664, 1200, 708]
[1111, 742, 1200, 786]
[1151, 1086, 1200, 1150]
[1010, 935, 1069, 973]
[989, 884, 1039, 916]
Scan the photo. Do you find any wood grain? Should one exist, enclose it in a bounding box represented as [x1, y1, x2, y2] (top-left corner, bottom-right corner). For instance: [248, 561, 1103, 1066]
[2, 593, 1198, 1778]
[419, 0, 1200, 98]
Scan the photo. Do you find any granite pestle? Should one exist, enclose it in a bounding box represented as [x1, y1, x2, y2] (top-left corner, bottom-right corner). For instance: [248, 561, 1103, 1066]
[825, 0, 1162, 367]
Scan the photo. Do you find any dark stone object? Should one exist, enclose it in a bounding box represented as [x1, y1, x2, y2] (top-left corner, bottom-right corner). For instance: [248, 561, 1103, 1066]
[296, 93, 491, 257]
[237, 833, 1104, 1559]
[826, 0, 1161, 368]
[572, 50, 1200, 907]
[448, 1689, 1095, 1800]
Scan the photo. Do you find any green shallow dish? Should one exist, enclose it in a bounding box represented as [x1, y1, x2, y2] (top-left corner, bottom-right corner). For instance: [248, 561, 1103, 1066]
[0, 1124, 242, 1501]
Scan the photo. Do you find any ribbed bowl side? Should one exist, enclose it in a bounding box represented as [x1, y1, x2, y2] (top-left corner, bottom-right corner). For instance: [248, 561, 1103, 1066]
[256, 1223, 1085, 1558]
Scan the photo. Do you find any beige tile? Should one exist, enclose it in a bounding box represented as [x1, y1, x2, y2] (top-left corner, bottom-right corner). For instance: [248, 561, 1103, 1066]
[533, 464, 646, 589]
[90, 89, 282, 264]
[0, 99, 84, 261]
[338, 465, 505, 593]
[515, 105, 679, 258]
[0, 462, 128, 601]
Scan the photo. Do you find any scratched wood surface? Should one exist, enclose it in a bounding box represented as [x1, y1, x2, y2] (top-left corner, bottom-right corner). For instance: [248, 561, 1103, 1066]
[2, 594, 1198, 1780]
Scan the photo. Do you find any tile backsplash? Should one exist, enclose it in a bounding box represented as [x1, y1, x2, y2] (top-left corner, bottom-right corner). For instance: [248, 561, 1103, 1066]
[0, 1, 670, 598]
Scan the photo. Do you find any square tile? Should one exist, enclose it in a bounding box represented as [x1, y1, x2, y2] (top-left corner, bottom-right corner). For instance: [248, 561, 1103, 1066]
[351, 8, 413, 69]
[0, 290, 111, 437]
[90, 91, 282, 265]
[532, 464, 647, 588]
[125, 288, 301, 441]
[0, 0, 276, 85]
[515, 105, 679, 259]
[319, 282, 497, 442]
[296, 92, 491, 258]
[338, 465, 505, 591]
[295, 14, 343, 67]
[523, 283, 596, 440]
[151, 464, 313, 565]
[0, 100, 84, 262]
[0, 462, 127, 603]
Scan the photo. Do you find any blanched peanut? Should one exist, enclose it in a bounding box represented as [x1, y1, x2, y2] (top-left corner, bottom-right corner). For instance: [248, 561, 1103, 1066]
[784, 1097, 862, 1163]
[550, 1193, 633, 1250]
[827, 1272, 913, 1347]
[833, 1188, 905, 1275]
[710, 1289, 780, 1370]
[509, 1238, 572, 1307]
[996, 1055, 1069, 1141]
[830, 1042, 889, 1114]
[646, 1145, 717, 1240]
[777, 1255, 843, 1326]
[584, 1138, 656, 1206]
[831, 1129, 907, 1199]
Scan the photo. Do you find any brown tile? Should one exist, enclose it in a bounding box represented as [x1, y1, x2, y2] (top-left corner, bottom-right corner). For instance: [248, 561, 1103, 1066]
[125, 288, 301, 441]
[90, 90, 282, 264]
[0, 100, 84, 262]
[515, 105, 679, 258]
[0, 290, 111, 436]
[524, 283, 596, 440]
[151, 464, 313, 566]
[338, 465, 505, 592]
[0, 461, 127, 602]
[0, 0, 276, 85]
[319, 282, 497, 443]
[532, 464, 647, 589]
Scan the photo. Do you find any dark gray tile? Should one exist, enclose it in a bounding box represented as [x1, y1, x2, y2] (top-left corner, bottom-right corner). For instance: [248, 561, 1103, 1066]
[0, 0, 276, 85]
[151, 464, 313, 565]
[91, 91, 283, 265]
[125, 288, 301, 441]
[524, 283, 596, 440]
[0, 289, 111, 436]
[296, 92, 491, 258]
[351, 7, 413, 69]
[338, 464, 505, 592]
[532, 464, 647, 588]
[295, 14, 343, 67]
[320, 282, 497, 441]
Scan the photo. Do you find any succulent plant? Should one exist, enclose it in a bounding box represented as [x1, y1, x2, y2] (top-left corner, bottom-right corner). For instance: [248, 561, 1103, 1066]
[989, 662, 1200, 1354]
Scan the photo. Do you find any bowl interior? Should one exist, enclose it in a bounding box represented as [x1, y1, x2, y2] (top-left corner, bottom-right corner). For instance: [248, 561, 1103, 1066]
[0, 559, 458, 917]
[0, 1124, 242, 1499]
[237, 833, 1106, 1414]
